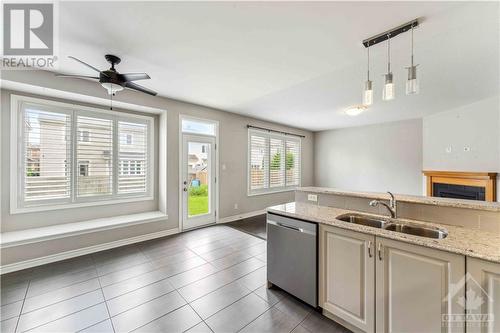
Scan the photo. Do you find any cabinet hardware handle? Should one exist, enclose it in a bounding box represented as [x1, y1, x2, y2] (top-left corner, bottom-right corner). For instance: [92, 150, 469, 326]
[368, 241, 373, 258]
[378, 243, 383, 261]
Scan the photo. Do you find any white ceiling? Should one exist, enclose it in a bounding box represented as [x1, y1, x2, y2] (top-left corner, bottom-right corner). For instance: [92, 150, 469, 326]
[55, 1, 499, 131]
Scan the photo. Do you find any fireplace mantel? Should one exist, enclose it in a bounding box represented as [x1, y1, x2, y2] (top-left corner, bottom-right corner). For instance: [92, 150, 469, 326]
[423, 171, 497, 202]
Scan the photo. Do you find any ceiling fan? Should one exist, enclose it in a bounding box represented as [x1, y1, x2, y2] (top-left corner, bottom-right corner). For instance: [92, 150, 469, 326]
[56, 54, 157, 96]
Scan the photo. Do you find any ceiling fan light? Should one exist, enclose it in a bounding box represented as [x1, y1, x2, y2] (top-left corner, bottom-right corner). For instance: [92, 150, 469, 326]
[345, 105, 367, 116]
[363, 80, 373, 106]
[101, 82, 124, 95]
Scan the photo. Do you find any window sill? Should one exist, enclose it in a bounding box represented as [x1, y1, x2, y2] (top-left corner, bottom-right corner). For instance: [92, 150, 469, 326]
[11, 196, 154, 215]
[0, 211, 168, 249]
[247, 187, 297, 197]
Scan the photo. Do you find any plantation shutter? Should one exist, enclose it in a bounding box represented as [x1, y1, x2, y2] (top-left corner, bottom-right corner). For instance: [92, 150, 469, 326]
[118, 121, 148, 194]
[76, 115, 113, 197]
[23, 106, 72, 202]
[269, 138, 285, 188]
[285, 140, 300, 186]
[249, 134, 268, 190]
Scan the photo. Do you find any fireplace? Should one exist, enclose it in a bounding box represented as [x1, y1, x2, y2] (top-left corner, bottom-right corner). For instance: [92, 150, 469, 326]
[423, 171, 497, 202]
[433, 183, 485, 201]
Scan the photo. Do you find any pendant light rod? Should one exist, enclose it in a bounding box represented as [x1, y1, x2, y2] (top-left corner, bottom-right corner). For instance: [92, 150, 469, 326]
[367, 46, 370, 80]
[387, 34, 391, 73]
[362, 18, 419, 48]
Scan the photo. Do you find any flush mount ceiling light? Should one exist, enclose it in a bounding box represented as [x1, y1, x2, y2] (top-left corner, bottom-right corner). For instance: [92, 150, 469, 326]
[361, 19, 420, 105]
[345, 105, 367, 116]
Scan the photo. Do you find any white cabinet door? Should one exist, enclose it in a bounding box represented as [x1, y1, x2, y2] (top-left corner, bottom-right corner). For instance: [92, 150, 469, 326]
[319, 225, 375, 333]
[375, 238, 465, 333]
[467, 257, 500, 333]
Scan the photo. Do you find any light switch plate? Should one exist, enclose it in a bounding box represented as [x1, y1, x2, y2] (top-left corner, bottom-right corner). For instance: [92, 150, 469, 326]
[307, 194, 318, 202]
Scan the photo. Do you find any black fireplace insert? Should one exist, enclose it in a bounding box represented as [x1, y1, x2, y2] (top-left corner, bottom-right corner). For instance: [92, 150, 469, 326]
[433, 183, 485, 201]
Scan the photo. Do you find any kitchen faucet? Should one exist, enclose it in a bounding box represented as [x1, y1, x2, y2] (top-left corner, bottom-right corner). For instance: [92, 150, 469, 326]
[369, 191, 397, 218]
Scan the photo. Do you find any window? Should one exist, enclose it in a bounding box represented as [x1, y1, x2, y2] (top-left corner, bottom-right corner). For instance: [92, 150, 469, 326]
[248, 129, 301, 195]
[181, 118, 216, 136]
[13, 96, 154, 211]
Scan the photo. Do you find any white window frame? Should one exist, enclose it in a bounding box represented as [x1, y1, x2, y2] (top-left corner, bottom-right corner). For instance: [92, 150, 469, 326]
[247, 128, 301, 196]
[10, 95, 155, 214]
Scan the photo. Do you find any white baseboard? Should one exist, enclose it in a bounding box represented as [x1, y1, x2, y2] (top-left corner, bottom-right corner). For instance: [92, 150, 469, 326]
[0, 228, 179, 274]
[217, 209, 267, 224]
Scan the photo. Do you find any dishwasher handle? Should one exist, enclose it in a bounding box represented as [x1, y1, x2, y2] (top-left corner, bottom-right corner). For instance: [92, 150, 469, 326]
[267, 219, 316, 236]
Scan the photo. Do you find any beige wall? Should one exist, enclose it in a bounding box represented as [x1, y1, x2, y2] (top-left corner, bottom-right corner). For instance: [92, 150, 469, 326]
[0, 70, 313, 267]
[314, 119, 423, 196]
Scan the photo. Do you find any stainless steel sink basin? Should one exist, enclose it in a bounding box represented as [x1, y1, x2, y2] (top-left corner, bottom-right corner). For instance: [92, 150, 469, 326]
[336, 214, 448, 239]
[384, 223, 448, 239]
[336, 214, 391, 229]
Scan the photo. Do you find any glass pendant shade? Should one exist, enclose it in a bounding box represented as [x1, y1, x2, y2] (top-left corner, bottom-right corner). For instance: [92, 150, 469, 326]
[406, 66, 419, 95]
[382, 73, 395, 101]
[363, 80, 373, 106]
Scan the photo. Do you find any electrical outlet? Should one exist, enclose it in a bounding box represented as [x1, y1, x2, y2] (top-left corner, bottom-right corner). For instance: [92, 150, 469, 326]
[234, 203, 238, 210]
[445, 146, 452, 153]
[307, 194, 318, 202]
[463, 146, 471, 152]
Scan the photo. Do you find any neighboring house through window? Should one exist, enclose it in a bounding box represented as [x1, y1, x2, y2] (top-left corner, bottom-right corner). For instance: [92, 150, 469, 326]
[12, 95, 154, 211]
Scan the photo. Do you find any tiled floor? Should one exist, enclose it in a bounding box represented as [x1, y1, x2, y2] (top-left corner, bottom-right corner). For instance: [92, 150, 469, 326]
[1, 225, 350, 333]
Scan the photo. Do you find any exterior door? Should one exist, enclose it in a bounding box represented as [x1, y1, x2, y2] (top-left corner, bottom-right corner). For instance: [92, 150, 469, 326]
[375, 238, 465, 333]
[181, 134, 216, 230]
[319, 225, 375, 333]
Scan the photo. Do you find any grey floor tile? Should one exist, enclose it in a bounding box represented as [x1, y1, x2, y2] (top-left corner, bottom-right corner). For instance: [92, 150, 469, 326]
[1, 300, 23, 321]
[222, 257, 265, 280]
[190, 281, 252, 319]
[79, 319, 114, 333]
[205, 293, 270, 333]
[1, 316, 19, 333]
[111, 290, 186, 333]
[210, 251, 253, 270]
[177, 272, 235, 303]
[184, 321, 213, 333]
[106, 278, 175, 316]
[17, 290, 104, 332]
[244, 243, 267, 256]
[254, 253, 267, 263]
[99, 262, 155, 287]
[32, 257, 94, 278]
[239, 308, 300, 333]
[168, 263, 218, 289]
[199, 245, 239, 262]
[237, 267, 267, 291]
[27, 268, 98, 298]
[290, 325, 311, 333]
[102, 266, 175, 300]
[253, 286, 286, 306]
[1, 285, 28, 306]
[149, 250, 201, 268]
[95, 253, 149, 276]
[27, 303, 109, 333]
[134, 305, 201, 333]
[273, 296, 312, 324]
[150, 256, 207, 279]
[23, 278, 101, 313]
[301, 311, 351, 333]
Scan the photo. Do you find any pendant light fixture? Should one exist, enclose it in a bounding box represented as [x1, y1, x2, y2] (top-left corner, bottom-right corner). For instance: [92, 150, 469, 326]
[406, 25, 419, 95]
[382, 34, 395, 101]
[363, 46, 373, 106]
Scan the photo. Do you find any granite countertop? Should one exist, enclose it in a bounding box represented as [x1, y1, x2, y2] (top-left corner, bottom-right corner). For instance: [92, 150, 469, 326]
[267, 202, 500, 263]
[297, 187, 500, 212]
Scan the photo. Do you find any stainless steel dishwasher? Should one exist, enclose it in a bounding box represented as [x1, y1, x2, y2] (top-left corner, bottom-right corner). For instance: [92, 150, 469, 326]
[267, 212, 317, 307]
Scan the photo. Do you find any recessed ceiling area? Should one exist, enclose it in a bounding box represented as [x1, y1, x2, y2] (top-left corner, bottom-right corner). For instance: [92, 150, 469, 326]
[55, 1, 499, 131]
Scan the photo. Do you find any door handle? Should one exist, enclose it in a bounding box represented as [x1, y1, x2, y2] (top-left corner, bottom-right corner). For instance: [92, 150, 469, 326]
[183, 180, 187, 185]
[183, 187, 187, 192]
[367, 241, 372, 258]
[378, 243, 383, 261]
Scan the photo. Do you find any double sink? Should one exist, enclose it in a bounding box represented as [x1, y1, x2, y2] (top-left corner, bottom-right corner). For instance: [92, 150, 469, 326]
[336, 213, 448, 239]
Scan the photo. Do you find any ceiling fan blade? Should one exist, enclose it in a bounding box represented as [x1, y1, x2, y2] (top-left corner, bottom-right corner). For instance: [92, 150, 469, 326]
[55, 74, 99, 79]
[68, 56, 108, 77]
[125, 82, 157, 96]
[120, 73, 151, 82]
